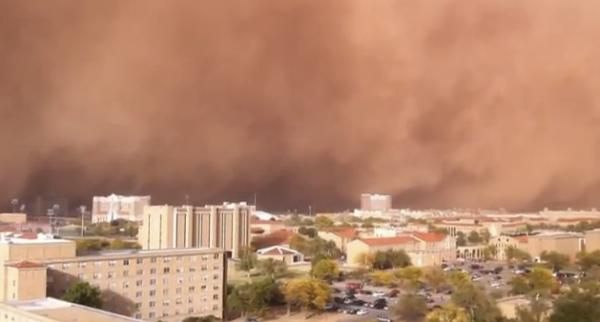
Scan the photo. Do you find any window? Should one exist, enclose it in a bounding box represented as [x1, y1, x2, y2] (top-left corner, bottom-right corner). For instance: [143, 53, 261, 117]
[135, 313, 142, 319]
[188, 297, 193, 304]
[136, 280, 143, 287]
[163, 267, 170, 273]
[189, 267, 196, 273]
[163, 257, 171, 263]
[136, 269, 143, 275]
[150, 257, 157, 263]
[149, 312, 155, 318]
[188, 307, 194, 313]
[163, 300, 170, 306]
[136, 291, 142, 298]
[162, 312, 169, 317]
[213, 254, 220, 259]
[136, 258, 143, 264]
[201, 265, 208, 271]
[150, 279, 156, 285]
[78, 262, 86, 268]
[176, 298, 182, 305]
[123, 259, 129, 266]
[135, 302, 141, 309]
[149, 290, 156, 297]
[213, 285, 219, 290]
[149, 301, 156, 308]
[189, 286, 196, 292]
[93, 273, 101, 280]
[123, 270, 129, 277]
[176, 287, 182, 294]
[108, 272, 115, 278]
[176, 267, 183, 273]
[201, 255, 208, 261]
[201, 285, 207, 290]
[213, 294, 219, 300]
[150, 268, 156, 274]
[212, 304, 219, 310]
[162, 278, 168, 284]
[163, 289, 169, 296]
[123, 281, 129, 289]
[94, 261, 102, 267]
[178, 278, 184, 284]
[213, 274, 219, 280]
[62, 263, 71, 269]
[213, 264, 220, 270]
[108, 260, 116, 267]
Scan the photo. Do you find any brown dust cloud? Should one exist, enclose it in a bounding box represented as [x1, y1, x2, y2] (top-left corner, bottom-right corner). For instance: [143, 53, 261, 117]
[1, 1, 600, 212]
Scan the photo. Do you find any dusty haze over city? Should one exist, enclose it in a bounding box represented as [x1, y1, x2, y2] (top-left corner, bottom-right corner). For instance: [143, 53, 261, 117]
[2, 1, 600, 211]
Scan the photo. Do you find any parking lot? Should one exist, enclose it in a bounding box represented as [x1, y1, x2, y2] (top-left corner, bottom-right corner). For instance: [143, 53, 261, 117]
[329, 259, 525, 322]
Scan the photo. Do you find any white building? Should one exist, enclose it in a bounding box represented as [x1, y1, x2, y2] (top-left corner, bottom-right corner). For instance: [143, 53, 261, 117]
[360, 193, 392, 211]
[91, 194, 151, 223]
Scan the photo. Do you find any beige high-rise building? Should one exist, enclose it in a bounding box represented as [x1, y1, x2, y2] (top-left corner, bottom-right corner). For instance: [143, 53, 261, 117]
[138, 202, 253, 259]
[360, 194, 392, 211]
[0, 234, 226, 322]
[92, 194, 151, 223]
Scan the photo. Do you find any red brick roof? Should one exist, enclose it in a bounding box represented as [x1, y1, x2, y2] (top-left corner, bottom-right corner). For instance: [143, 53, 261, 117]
[513, 235, 528, 243]
[325, 228, 357, 239]
[359, 236, 417, 246]
[6, 261, 44, 269]
[412, 232, 447, 242]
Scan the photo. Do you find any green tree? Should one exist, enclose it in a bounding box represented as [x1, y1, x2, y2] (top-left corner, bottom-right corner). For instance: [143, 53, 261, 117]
[550, 288, 600, 322]
[182, 316, 220, 322]
[372, 249, 411, 270]
[236, 246, 257, 280]
[314, 216, 334, 229]
[283, 278, 331, 314]
[370, 271, 395, 287]
[227, 277, 282, 317]
[451, 283, 501, 322]
[62, 281, 103, 309]
[456, 232, 467, 247]
[506, 246, 531, 263]
[512, 296, 551, 322]
[509, 275, 531, 295]
[447, 271, 471, 289]
[285, 214, 303, 226]
[395, 266, 423, 289]
[482, 245, 498, 261]
[528, 267, 557, 294]
[423, 267, 447, 293]
[394, 292, 428, 322]
[426, 304, 469, 322]
[298, 226, 317, 238]
[480, 229, 491, 244]
[467, 231, 482, 244]
[311, 259, 339, 281]
[576, 250, 600, 271]
[256, 258, 287, 278]
[540, 251, 570, 271]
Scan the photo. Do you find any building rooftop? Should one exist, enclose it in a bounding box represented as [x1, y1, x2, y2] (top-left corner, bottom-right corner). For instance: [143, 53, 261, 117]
[0, 297, 143, 322]
[412, 232, 447, 242]
[41, 247, 223, 264]
[0, 234, 72, 245]
[6, 260, 45, 269]
[359, 236, 417, 246]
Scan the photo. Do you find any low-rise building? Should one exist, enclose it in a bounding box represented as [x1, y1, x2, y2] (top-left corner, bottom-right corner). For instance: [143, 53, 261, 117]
[346, 232, 455, 267]
[0, 297, 143, 322]
[0, 213, 27, 225]
[256, 246, 304, 265]
[318, 228, 357, 252]
[584, 229, 600, 252]
[527, 231, 583, 261]
[92, 195, 151, 223]
[491, 235, 529, 261]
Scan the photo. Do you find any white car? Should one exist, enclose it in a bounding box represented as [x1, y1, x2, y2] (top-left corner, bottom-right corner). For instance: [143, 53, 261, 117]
[357, 309, 368, 316]
[490, 282, 502, 288]
[373, 291, 386, 297]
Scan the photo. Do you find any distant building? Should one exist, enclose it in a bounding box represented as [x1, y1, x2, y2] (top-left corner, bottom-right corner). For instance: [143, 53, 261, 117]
[92, 194, 151, 223]
[318, 228, 358, 252]
[360, 194, 392, 211]
[491, 235, 529, 260]
[138, 202, 253, 259]
[527, 231, 583, 261]
[584, 229, 600, 252]
[346, 232, 455, 267]
[0, 213, 27, 225]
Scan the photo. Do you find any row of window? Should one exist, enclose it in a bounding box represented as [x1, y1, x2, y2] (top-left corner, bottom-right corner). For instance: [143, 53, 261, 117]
[52, 253, 221, 269]
[136, 293, 219, 307]
[137, 304, 219, 319]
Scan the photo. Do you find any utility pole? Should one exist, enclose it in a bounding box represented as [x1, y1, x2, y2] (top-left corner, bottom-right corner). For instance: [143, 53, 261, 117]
[309, 205, 312, 216]
[80, 205, 86, 237]
[253, 193, 257, 209]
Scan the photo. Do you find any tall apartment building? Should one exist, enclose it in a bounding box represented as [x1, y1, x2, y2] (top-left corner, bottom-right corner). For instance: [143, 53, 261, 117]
[138, 202, 253, 259]
[360, 193, 392, 211]
[0, 234, 226, 322]
[92, 194, 151, 223]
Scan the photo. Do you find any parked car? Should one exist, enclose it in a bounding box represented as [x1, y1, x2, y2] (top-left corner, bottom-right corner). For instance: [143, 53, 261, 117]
[377, 317, 393, 322]
[324, 303, 338, 312]
[374, 299, 388, 309]
[346, 281, 363, 290]
[373, 291, 386, 297]
[360, 289, 373, 295]
[333, 296, 344, 304]
[494, 266, 504, 274]
[352, 299, 366, 306]
[357, 309, 368, 316]
[344, 309, 358, 315]
[246, 318, 258, 322]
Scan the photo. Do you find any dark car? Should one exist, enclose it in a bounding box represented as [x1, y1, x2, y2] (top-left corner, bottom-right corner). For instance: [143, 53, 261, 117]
[374, 298, 388, 309]
[471, 264, 482, 270]
[360, 289, 373, 295]
[324, 303, 338, 312]
[333, 297, 344, 304]
[246, 318, 258, 322]
[352, 299, 366, 306]
[494, 266, 504, 274]
[344, 308, 358, 315]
